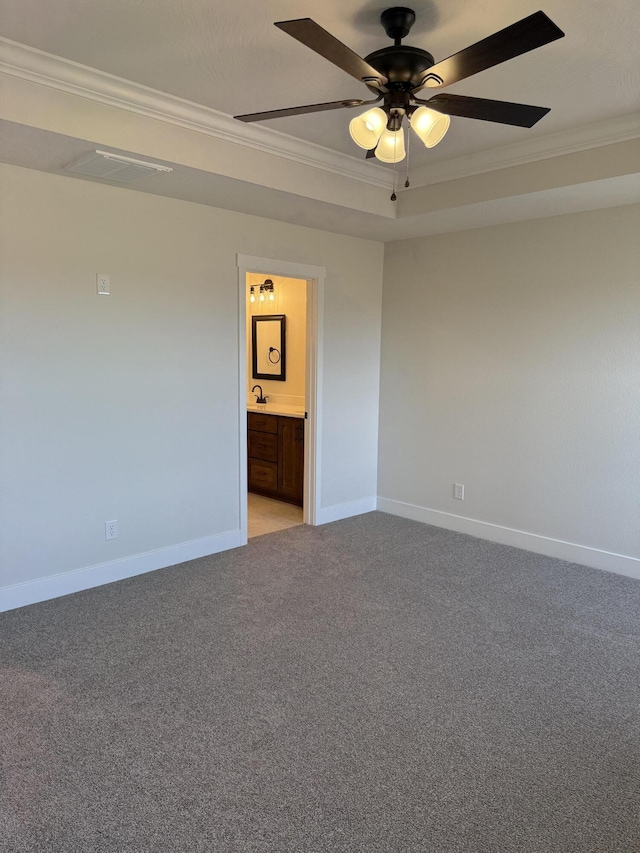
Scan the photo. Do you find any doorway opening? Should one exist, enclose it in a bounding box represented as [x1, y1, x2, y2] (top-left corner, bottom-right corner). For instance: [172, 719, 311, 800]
[246, 273, 306, 538]
[236, 255, 325, 544]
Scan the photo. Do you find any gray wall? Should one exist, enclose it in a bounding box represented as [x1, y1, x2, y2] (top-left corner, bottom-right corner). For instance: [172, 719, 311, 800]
[0, 164, 383, 596]
[378, 204, 640, 570]
[2, 162, 637, 603]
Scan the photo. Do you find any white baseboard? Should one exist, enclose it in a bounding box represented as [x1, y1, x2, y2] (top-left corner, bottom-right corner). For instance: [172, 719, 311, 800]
[377, 497, 640, 581]
[5, 502, 636, 612]
[315, 496, 378, 526]
[0, 528, 245, 613]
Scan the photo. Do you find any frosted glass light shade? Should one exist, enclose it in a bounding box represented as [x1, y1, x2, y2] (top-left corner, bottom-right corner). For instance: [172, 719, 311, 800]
[410, 107, 450, 148]
[374, 128, 406, 163]
[349, 107, 387, 149]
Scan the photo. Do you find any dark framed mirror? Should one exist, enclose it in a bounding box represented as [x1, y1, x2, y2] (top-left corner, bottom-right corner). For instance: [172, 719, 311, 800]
[252, 314, 286, 381]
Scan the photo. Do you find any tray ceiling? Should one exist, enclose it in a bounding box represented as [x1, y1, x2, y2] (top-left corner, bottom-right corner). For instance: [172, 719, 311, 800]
[1, 0, 639, 168]
[0, 1, 638, 240]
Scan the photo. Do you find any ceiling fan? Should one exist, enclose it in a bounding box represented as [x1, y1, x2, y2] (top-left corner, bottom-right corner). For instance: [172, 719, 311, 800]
[235, 7, 564, 168]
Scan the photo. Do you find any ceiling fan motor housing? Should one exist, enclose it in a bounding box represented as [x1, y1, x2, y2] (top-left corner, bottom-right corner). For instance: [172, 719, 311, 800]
[368, 7, 434, 92]
[365, 45, 435, 89]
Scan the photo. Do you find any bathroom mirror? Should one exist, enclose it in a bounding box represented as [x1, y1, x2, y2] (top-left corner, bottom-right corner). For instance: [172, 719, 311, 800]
[252, 314, 286, 381]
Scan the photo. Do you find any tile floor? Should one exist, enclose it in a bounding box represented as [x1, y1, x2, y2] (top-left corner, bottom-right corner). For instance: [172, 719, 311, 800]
[248, 493, 304, 538]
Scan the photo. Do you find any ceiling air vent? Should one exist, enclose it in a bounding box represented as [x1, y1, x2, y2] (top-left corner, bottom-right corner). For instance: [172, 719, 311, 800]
[64, 150, 173, 184]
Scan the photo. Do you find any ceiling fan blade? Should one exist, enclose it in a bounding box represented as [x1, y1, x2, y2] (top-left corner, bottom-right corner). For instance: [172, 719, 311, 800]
[365, 148, 376, 159]
[415, 11, 564, 90]
[427, 93, 550, 127]
[275, 18, 387, 88]
[234, 99, 366, 123]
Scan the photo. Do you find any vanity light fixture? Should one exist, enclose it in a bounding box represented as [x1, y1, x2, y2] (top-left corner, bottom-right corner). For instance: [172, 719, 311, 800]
[251, 279, 276, 304]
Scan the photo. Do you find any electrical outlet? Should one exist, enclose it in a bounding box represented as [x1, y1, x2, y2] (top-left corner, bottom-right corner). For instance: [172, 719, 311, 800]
[105, 520, 118, 540]
[454, 483, 465, 500]
[96, 273, 110, 295]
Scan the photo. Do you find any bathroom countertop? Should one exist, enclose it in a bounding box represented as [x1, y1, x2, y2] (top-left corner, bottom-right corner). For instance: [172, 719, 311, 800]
[247, 404, 305, 418]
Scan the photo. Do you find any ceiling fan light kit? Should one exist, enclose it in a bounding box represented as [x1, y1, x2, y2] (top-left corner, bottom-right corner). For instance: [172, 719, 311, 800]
[349, 107, 387, 150]
[409, 106, 450, 149]
[374, 128, 406, 164]
[235, 7, 564, 193]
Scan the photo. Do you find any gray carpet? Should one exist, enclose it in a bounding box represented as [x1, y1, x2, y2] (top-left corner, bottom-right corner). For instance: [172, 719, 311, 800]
[1, 512, 639, 852]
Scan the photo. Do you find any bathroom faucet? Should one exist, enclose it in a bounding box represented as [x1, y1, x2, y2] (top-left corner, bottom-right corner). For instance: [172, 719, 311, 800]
[252, 385, 268, 404]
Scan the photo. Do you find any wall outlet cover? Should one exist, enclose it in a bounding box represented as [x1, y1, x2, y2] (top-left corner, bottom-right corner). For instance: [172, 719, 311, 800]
[97, 273, 110, 295]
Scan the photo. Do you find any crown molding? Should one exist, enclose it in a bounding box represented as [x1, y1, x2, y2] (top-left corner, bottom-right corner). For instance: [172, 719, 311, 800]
[408, 112, 640, 188]
[1, 37, 638, 195]
[0, 36, 393, 190]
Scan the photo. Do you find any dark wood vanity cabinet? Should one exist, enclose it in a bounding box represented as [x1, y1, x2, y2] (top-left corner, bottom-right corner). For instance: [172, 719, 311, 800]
[277, 417, 305, 504]
[248, 412, 304, 506]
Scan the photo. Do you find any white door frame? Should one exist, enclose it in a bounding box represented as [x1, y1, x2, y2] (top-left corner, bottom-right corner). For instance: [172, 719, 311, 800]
[236, 254, 325, 541]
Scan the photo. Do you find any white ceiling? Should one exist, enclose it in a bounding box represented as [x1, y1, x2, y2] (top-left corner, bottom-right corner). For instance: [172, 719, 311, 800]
[0, 0, 638, 238]
[1, 0, 639, 165]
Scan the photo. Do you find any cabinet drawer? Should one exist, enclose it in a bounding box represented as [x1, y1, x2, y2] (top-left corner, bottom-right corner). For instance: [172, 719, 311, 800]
[248, 459, 278, 493]
[248, 412, 277, 434]
[248, 429, 277, 462]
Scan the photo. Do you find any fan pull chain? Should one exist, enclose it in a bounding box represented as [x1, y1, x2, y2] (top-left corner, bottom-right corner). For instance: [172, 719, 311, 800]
[390, 127, 398, 201]
[405, 122, 411, 188]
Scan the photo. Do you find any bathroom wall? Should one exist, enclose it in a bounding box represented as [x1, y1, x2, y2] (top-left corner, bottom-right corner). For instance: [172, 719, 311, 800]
[246, 274, 307, 408]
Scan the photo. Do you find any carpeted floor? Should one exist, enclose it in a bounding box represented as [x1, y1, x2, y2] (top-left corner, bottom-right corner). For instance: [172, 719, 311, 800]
[1, 512, 639, 852]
